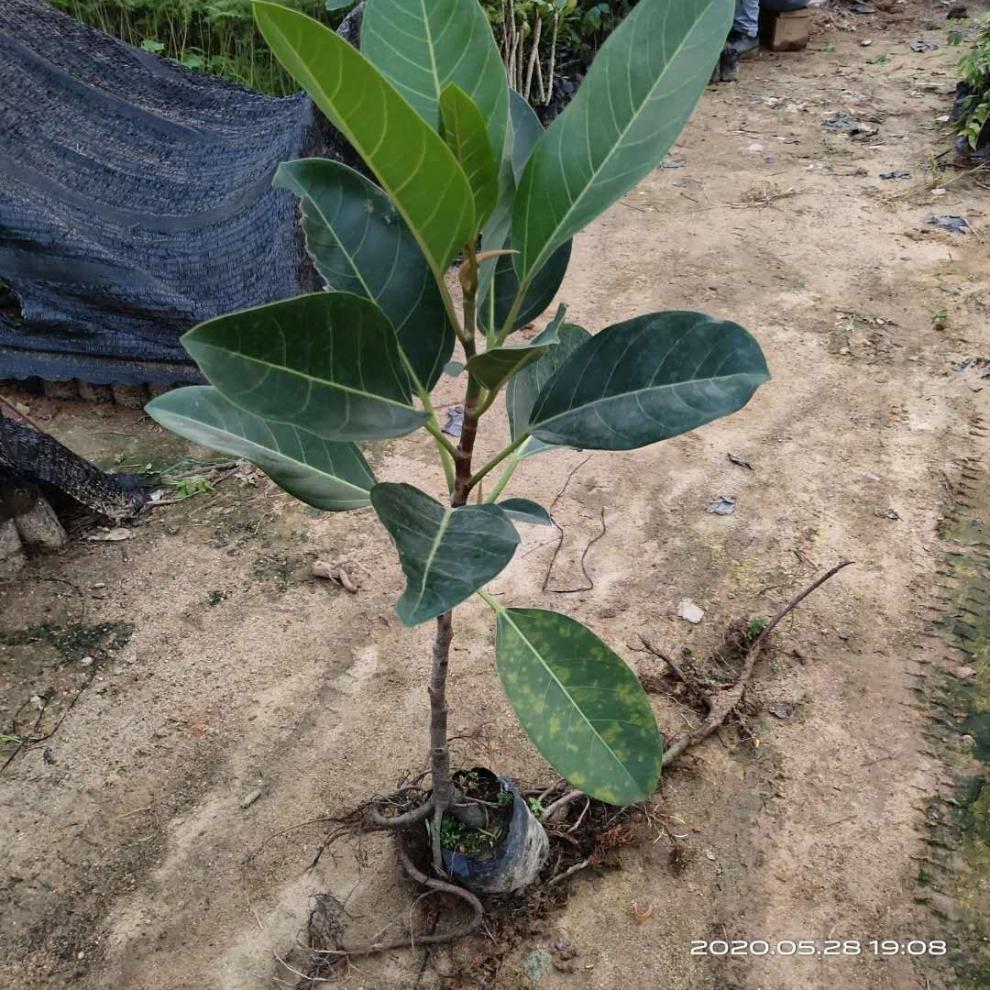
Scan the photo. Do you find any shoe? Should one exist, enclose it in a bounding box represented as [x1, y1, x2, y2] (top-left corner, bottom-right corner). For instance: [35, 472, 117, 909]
[725, 30, 760, 58]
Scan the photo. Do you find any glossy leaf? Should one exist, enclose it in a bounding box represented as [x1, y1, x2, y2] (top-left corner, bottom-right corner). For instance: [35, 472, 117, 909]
[439, 85, 498, 230]
[498, 498, 552, 526]
[506, 321, 592, 447]
[464, 336, 556, 392]
[508, 90, 544, 183]
[182, 292, 428, 442]
[529, 311, 769, 451]
[254, 1, 474, 276]
[361, 0, 508, 159]
[477, 91, 542, 307]
[486, 238, 572, 334]
[494, 607, 662, 805]
[512, 0, 732, 280]
[371, 483, 519, 625]
[275, 158, 454, 391]
[146, 386, 375, 511]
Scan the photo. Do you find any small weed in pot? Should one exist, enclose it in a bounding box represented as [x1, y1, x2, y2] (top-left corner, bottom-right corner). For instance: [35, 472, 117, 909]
[147, 0, 769, 894]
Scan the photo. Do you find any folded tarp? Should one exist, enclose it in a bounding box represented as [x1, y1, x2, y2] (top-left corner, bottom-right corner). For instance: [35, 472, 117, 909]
[0, 0, 322, 385]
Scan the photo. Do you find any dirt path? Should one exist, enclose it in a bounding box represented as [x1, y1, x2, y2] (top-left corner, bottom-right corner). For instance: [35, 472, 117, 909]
[2, 4, 988, 989]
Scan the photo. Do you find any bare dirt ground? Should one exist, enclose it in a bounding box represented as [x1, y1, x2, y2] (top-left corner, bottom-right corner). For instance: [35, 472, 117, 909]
[2, 3, 989, 988]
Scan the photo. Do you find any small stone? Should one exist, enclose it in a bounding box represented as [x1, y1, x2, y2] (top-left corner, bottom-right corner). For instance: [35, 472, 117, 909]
[768, 701, 796, 720]
[677, 599, 705, 624]
[79, 656, 94, 668]
[704, 848, 716, 861]
[240, 789, 263, 810]
[29, 693, 44, 710]
[954, 666, 976, 680]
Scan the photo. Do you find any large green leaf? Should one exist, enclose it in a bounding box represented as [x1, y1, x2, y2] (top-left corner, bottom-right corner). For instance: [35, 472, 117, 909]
[439, 84, 498, 231]
[508, 90, 544, 183]
[477, 91, 542, 307]
[506, 321, 592, 451]
[486, 238, 572, 334]
[146, 386, 375, 511]
[494, 607, 662, 805]
[529, 311, 768, 451]
[183, 292, 428, 442]
[275, 159, 454, 391]
[498, 498, 552, 526]
[361, 0, 508, 160]
[371, 483, 519, 625]
[512, 0, 732, 280]
[254, 1, 474, 275]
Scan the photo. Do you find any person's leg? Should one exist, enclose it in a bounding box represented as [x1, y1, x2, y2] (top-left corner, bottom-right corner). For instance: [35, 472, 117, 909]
[733, 0, 760, 38]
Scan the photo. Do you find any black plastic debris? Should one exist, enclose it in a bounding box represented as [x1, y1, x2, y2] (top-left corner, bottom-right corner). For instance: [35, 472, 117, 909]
[927, 214, 972, 234]
[880, 170, 911, 180]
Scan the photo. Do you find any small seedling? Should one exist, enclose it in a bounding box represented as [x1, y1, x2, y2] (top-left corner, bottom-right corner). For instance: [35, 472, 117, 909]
[932, 307, 949, 331]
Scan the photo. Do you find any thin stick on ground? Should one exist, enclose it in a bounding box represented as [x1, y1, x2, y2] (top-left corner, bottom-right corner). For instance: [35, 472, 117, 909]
[661, 560, 854, 766]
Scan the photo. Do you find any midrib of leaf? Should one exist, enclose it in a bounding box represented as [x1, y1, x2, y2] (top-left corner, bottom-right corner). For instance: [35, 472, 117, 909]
[195, 341, 417, 413]
[498, 610, 640, 793]
[411, 507, 453, 612]
[520, 0, 718, 278]
[534, 369, 755, 433]
[160, 411, 370, 499]
[300, 190, 430, 396]
[258, 8, 469, 282]
[418, 0, 444, 112]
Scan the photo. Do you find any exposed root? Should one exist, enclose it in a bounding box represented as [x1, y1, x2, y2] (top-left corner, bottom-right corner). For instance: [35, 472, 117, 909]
[305, 843, 483, 960]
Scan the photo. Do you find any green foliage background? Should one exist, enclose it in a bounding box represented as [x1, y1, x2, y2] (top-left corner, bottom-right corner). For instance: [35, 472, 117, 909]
[51, 0, 337, 95]
[53, 0, 634, 96]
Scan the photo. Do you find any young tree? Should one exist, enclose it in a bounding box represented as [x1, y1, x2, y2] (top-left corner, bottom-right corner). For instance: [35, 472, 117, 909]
[148, 0, 768, 879]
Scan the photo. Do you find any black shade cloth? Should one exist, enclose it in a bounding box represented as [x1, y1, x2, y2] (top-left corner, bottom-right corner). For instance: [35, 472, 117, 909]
[0, 0, 321, 385]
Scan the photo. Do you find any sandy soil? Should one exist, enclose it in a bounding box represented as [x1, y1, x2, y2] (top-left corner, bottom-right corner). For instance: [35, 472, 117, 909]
[2, 3, 989, 988]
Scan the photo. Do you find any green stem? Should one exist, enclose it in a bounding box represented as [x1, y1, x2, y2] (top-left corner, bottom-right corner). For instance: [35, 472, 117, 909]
[484, 441, 528, 502]
[496, 278, 532, 345]
[476, 587, 502, 611]
[466, 434, 528, 493]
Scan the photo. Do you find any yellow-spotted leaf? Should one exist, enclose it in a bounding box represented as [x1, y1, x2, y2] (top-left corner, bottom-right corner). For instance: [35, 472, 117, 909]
[494, 607, 662, 805]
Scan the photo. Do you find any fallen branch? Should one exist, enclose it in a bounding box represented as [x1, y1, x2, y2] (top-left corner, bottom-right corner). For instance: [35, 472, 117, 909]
[661, 560, 853, 766]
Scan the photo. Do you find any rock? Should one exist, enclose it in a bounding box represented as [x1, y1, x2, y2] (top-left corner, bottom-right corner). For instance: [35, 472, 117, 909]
[239, 789, 263, 810]
[954, 666, 975, 680]
[0, 518, 25, 581]
[88, 527, 132, 542]
[14, 496, 67, 551]
[677, 599, 705, 624]
[768, 701, 796, 720]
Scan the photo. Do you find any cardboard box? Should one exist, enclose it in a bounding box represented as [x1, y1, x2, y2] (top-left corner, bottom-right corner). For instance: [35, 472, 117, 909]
[760, 8, 812, 52]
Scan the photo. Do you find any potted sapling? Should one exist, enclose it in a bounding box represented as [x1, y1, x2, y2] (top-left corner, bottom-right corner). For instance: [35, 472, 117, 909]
[147, 0, 768, 895]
